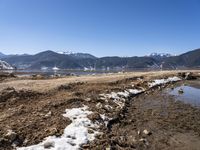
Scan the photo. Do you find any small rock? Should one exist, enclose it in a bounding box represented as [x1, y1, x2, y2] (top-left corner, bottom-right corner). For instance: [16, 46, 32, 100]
[45, 111, 52, 117]
[139, 138, 147, 143]
[132, 137, 137, 143]
[106, 146, 111, 150]
[43, 141, 55, 148]
[143, 129, 151, 135]
[96, 102, 103, 109]
[85, 98, 91, 102]
[178, 88, 184, 94]
[137, 130, 141, 135]
[23, 139, 29, 145]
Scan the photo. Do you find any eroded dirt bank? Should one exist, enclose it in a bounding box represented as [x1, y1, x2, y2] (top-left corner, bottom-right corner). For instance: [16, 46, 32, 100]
[0, 71, 200, 150]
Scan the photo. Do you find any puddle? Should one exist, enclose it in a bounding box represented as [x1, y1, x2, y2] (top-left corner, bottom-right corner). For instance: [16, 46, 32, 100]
[168, 84, 200, 107]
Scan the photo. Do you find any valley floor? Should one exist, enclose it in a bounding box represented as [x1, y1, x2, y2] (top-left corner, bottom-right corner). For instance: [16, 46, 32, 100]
[0, 70, 200, 150]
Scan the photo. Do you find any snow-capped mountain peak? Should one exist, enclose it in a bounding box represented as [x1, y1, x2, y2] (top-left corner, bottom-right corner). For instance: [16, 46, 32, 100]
[56, 51, 96, 59]
[149, 52, 173, 57]
[57, 51, 76, 55]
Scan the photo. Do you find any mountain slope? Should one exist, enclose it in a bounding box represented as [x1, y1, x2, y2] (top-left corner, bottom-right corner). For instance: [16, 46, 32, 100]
[2, 51, 158, 70]
[0, 60, 14, 70]
[1, 48, 200, 70]
[163, 48, 200, 68]
[2, 51, 83, 69]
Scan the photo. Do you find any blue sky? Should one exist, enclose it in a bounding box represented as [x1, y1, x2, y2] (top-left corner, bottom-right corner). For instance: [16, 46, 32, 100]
[0, 0, 200, 57]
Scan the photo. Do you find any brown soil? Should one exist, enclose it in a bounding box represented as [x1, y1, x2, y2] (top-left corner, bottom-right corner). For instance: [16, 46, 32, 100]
[89, 82, 200, 150]
[0, 71, 200, 150]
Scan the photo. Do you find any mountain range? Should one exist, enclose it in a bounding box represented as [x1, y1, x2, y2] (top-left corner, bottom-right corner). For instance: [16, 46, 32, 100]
[0, 49, 200, 70]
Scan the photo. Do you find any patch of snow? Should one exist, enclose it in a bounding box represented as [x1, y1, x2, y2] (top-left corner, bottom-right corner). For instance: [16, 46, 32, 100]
[149, 76, 181, 88]
[84, 67, 95, 71]
[99, 92, 125, 108]
[41, 66, 48, 70]
[117, 91, 130, 98]
[52, 66, 59, 71]
[128, 89, 143, 94]
[106, 92, 120, 100]
[99, 88, 144, 108]
[0, 60, 14, 70]
[148, 52, 173, 57]
[113, 98, 126, 108]
[57, 51, 75, 55]
[17, 106, 99, 150]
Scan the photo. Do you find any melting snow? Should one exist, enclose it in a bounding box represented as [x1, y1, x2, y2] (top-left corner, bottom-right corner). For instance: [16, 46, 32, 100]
[117, 91, 130, 98]
[99, 89, 143, 108]
[128, 89, 143, 94]
[149, 76, 181, 88]
[17, 106, 99, 150]
[17, 77, 181, 150]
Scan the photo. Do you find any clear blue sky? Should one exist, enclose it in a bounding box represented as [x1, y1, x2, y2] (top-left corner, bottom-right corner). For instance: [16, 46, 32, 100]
[0, 0, 200, 57]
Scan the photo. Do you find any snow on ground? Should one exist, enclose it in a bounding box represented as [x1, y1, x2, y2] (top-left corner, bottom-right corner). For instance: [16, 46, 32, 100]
[96, 77, 181, 133]
[99, 77, 180, 109]
[117, 91, 130, 98]
[99, 89, 143, 108]
[148, 76, 181, 88]
[128, 89, 143, 94]
[17, 76, 181, 150]
[17, 106, 99, 150]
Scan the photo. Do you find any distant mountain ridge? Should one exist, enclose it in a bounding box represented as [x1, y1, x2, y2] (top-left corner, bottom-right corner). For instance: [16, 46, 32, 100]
[1, 48, 200, 70]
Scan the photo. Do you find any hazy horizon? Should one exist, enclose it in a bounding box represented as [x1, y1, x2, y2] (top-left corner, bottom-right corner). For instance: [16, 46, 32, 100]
[0, 0, 200, 57]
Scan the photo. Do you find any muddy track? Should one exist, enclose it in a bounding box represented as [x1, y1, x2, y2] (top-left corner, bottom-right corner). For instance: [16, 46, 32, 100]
[90, 81, 200, 150]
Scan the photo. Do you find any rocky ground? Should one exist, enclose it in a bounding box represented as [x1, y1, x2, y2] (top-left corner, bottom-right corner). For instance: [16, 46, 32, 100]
[0, 71, 200, 150]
